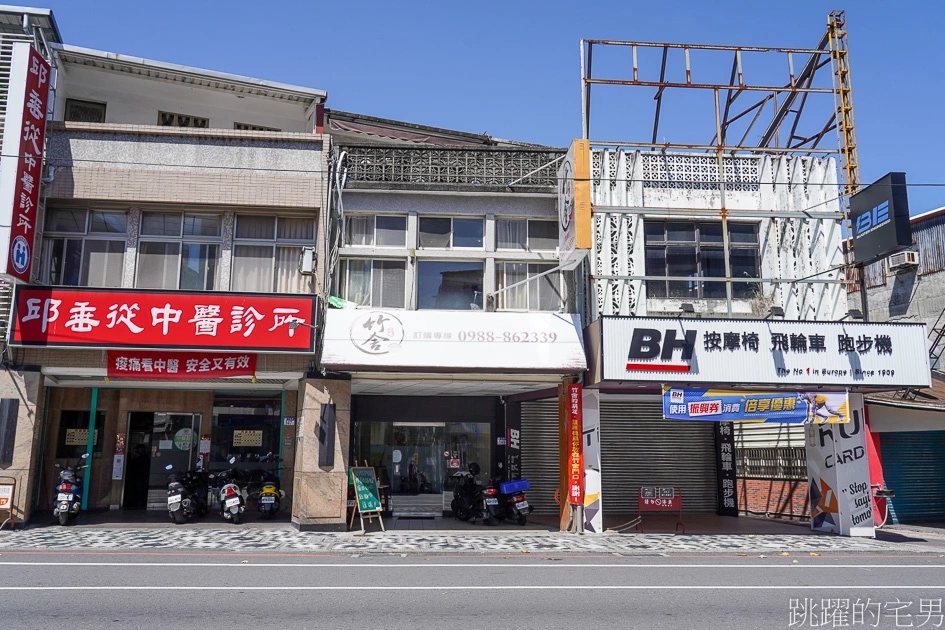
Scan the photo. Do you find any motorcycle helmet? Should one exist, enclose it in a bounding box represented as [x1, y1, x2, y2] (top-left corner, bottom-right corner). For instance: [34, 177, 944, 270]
[468, 463, 480, 476]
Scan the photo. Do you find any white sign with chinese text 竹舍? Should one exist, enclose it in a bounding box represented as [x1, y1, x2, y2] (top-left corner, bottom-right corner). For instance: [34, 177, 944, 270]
[601, 317, 930, 389]
[322, 310, 586, 372]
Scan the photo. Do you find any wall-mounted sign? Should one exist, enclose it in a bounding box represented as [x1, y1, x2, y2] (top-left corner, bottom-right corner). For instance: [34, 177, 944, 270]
[106, 350, 256, 380]
[173, 428, 195, 451]
[112, 454, 124, 481]
[662, 387, 851, 424]
[715, 422, 738, 517]
[199, 435, 211, 454]
[9, 286, 317, 352]
[65, 429, 98, 446]
[557, 139, 592, 270]
[849, 172, 911, 265]
[232, 430, 263, 448]
[0, 43, 50, 282]
[323, 310, 586, 372]
[283, 417, 296, 426]
[601, 317, 930, 388]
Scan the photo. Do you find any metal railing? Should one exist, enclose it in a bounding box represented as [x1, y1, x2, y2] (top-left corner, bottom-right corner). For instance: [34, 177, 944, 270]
[339, 144, 564, 189]
[736, 446, 807, 480]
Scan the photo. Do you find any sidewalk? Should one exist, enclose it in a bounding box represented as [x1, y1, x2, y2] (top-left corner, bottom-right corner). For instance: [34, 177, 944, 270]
[2, 521, 943, 555]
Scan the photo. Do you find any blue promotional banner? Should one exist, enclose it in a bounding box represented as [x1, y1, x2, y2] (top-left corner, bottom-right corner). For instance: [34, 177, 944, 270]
[662, 387, 850, 424]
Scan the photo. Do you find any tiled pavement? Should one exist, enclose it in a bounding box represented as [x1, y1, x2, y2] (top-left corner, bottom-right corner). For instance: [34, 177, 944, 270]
[1, 525, 943, 555]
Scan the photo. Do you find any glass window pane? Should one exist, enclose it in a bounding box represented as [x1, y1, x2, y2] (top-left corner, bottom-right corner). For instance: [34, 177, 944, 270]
[375, 216, 406, 247]
[346, 216, 374, 246]
[496, 262, 528, 310]
[644, 221, 665, 243]
[342, 259, 371, 306]
[645, 246, 667, 277]
[141, 212, 182, 237]
[729, 223, 758, 244]
[419, 217, 451, 248]
[179, 243, 219, 290]
[731, 247, 759, 298]
[136, 241, 180, 289]
[44, 238, 82, 285]
[418, 261, 483, 310]
[277, 217, 315, 241]
[529, 264, 562, 311]
[700, 248, 726, 298]
[232, 244, 272, 292]
[184, 214, 221, 237]
[666, 222, 696, 242]
[236, 215, 275, 240]
[699, 223, 723, 243]
[80, 240, 124, 288]
[46, 209, 87, 233]
[89, 211, 127, 234]
[527, 221, 557, 251]
[276, 246, 313, 293]
[452, 218, 483, 248]
[496, 220, 526, 250]
[667, 246, 697, 298]
[372, 260, 406, 308]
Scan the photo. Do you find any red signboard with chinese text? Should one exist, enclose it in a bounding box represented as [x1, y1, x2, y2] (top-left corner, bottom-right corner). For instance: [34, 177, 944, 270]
[9, 287, 317, 352]
[566, 383, 584, 505]
[0, 44, 50, 282]
[107, 350, 257, 380]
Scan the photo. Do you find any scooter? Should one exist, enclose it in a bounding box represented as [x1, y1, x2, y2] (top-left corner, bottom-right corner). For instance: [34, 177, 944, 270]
[497, 478, 533, 526]
[214, 456, 247, 524]
[53, 453, 89, 526]
[164, 464, 208, 524]
[253, 453, 285, 519]
[450, 462, 482, 522]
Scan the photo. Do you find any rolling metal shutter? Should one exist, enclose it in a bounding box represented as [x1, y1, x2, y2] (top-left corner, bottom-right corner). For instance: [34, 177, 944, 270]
[879, 432, 945, 523]
[600, 401, 718, 514]
[520, 400, 561, 516]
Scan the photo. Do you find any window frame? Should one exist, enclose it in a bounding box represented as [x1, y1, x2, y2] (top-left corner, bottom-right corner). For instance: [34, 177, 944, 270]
[339, 257, 408, 309]
[344, 215, 408, 248]
[418, 216, 485, 250]
[643, 220, 761, 300]
[136, 211, 222, 291]
[158, 111, 209, 128]
[64, 99, 106, 123]
[495, 218, 558, 252]
[42, 208, 128, 288]
[494, 261, 566, 312]
[231, 214, 317, 293]
[416, 259, 485, 310]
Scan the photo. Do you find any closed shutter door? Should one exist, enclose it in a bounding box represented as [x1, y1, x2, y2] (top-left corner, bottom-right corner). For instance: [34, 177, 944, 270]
[601, 401, 718, 514]
[880, 432, 945, 523]
[520, 400, 561, 516]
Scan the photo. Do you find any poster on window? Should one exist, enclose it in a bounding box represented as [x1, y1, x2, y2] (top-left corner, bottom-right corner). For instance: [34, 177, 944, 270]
[662, 387, 850, 424]
[232, 430, 263, 447]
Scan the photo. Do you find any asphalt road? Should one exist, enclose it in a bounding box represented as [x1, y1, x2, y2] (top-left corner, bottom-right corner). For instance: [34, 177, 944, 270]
[1, 551, 944, 629]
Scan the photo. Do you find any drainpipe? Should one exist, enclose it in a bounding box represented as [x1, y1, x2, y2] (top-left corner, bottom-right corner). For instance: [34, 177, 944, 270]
[277, 389, 285, 477]
[81, 387, 98, 510]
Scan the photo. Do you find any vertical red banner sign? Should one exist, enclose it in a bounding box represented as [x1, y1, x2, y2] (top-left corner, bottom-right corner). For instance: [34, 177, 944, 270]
[0, 44, 50, 282]
[567, 384, 584, 505]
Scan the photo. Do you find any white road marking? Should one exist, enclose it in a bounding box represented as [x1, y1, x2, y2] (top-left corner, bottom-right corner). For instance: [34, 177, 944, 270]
[1, 585, 944, 591]
[0, 562, 941, 569]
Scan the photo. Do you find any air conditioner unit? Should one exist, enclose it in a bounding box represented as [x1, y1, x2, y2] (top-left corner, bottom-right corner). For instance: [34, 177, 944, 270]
[298, 247, 316, 275]
[887, 250, 919, 271]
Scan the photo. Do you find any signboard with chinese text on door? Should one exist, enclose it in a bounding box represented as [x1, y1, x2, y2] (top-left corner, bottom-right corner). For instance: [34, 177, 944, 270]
[107, 351, 256, 380]
[9, 287, 317, 352]
[662, 387, 851, 424]
[349, 467, 382, 514]
[0, 43, 50, 282]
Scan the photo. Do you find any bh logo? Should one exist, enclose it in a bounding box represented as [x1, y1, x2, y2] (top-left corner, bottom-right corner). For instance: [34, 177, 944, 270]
[855, 200, 889, 237]
[10, 235, 29, 274]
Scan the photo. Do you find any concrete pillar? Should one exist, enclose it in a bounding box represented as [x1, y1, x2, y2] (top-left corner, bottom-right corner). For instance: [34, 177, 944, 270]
[0, 368, 43, 525]
[292, 375, 351, 531]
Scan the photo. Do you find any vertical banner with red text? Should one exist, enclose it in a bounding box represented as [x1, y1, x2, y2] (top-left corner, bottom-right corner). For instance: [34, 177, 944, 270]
[0, 43, 50, 282]
[567, 384, 584, 505]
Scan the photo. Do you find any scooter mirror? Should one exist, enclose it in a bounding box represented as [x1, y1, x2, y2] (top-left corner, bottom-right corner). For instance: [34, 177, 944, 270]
[81, 453, 90, 459]
[228, 456, 237, 464]
[55, 463, 61, 468]
[165, 464, 173, 470]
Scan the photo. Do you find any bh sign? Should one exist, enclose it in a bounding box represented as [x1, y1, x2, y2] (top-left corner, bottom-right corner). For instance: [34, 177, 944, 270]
[849, 172, 911, 265]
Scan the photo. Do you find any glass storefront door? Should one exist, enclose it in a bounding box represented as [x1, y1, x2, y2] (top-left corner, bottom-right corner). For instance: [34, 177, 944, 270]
[352, 420, 492, 516]
[124, 412, 199, 509]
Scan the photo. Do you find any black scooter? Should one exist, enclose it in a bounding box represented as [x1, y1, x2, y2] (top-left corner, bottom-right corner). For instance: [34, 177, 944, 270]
[450, 463, 481, 522]
[164, 464, 208, 524]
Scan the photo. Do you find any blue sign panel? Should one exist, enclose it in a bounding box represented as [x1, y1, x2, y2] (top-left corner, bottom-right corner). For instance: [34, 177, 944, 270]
[662, 387, 850, 424]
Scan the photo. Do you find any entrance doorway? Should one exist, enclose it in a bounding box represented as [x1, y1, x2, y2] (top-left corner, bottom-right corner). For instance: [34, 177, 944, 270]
[352, 420, 492, 516]
[122, 412, 199, 510]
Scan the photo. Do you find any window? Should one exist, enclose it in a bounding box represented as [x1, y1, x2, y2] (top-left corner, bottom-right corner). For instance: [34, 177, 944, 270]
[64, 99, 106, 123]
[496, 219, 558, 251]
[644, 221, 760, 299]
[345, 215, 407, 247]
[340, 259, 406, 308]
[419, 217, 483, 249]
[232, 215, 316, 293]
[417, 261, 483, 310]
[42, 209, 126, 287]
[136, 212, 220, 290]
[158, 111, 209, 128]
[234, 122, 280, 132]
[496, 263, 565, 311]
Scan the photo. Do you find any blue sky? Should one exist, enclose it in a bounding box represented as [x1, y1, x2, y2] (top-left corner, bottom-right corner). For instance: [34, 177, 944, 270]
[36, 0, 945, 213]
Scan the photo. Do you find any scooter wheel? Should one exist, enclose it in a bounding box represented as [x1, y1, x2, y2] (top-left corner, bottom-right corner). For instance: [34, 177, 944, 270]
[172, 510, 186, 524]
[517, 514, 527, 526]
[484, 515, 497, 526]
[231, 512, 241, 525]
[58, 512, 69, 526]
